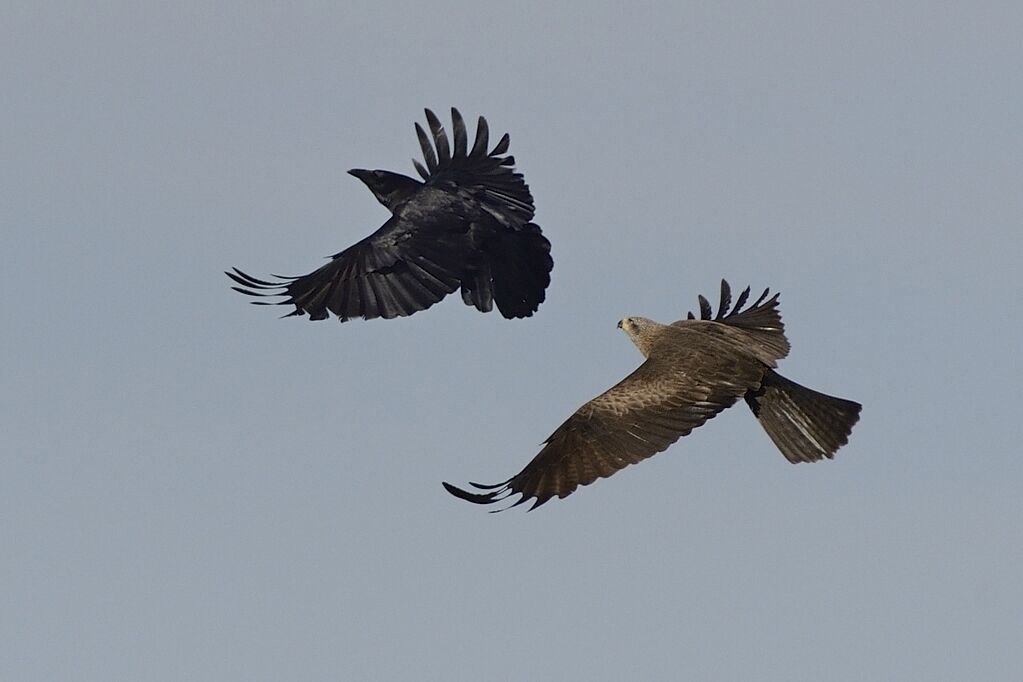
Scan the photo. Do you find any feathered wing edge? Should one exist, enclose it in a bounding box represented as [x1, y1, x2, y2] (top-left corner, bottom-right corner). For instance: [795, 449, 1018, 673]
[227, 268, 310, 317]
[225, 231, 466, 322]
[412, 108, 512, 179]
[442, 472, 550, 513]
[442, 425, 585, 512]
[412, 107, 535, 225]
[441, 429, 563, 512]
[412, 108, 507, 179]
[442, 479, 519, 511]
[676, 279, 790, 363]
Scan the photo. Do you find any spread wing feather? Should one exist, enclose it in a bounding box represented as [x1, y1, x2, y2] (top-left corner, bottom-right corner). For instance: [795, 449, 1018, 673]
[414, 108, 535, 227]
[674, 280, 790, 364]
[415, 123, 438, 175]
[227, 220, 466, 322]
[451, 109, 468, 158]
[443, 345, 765, 510]
[425, 109, 450, 164]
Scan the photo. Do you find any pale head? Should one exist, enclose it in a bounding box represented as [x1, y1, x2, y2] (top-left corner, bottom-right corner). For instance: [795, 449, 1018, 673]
[617, 316, 663, 358]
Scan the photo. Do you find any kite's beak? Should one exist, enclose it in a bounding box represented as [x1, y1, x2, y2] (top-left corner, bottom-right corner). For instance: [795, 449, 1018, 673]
[617, 319, 624, 330]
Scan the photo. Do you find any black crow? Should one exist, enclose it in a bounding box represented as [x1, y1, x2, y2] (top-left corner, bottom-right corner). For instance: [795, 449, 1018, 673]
[228, 108, 552, 322]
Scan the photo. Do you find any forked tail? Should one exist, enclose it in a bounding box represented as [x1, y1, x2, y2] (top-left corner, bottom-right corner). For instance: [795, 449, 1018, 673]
[746, 369, 861, 463]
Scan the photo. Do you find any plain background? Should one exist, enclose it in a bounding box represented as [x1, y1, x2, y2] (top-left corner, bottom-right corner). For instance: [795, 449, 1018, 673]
[3, 2, 1021, 680]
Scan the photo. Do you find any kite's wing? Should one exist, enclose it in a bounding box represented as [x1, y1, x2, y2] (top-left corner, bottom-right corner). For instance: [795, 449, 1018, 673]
[674, 279, 790, 364]
[443, 342, 763, 510]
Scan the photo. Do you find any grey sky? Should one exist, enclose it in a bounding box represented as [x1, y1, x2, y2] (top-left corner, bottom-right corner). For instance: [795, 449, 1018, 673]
[3, 2, 1021, 680]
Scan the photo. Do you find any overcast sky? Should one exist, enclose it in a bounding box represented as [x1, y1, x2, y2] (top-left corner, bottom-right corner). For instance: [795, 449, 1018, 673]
[3, 3, 1021, 680]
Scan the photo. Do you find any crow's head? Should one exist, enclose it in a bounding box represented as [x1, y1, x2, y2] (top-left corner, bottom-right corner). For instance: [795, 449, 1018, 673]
[348, 169, 421, 211]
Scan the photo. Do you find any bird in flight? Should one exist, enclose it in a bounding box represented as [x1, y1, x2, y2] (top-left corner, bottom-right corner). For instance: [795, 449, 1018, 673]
[228, 108, 552, 322]
[444, 280, 862, 511]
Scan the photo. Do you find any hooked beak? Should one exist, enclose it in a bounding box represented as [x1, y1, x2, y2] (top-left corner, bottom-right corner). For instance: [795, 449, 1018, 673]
[617, 319, 624, 329]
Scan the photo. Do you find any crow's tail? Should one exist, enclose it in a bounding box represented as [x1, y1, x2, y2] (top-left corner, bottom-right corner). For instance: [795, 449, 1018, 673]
[488, 222, 553, 319]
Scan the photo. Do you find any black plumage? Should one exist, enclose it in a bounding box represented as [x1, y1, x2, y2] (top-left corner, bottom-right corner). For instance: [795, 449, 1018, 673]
[228, 108, 552, 322]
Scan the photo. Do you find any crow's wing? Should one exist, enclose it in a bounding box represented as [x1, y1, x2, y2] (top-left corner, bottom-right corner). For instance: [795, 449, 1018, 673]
[412, 108, 535, 229]
[227, 216, 471, 322]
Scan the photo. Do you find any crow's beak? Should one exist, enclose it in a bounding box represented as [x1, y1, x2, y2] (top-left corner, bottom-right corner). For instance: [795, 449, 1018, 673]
[348, 169, 371, 182]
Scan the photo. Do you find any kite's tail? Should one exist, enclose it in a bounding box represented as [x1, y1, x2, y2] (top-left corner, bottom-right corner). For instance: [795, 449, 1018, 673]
[745, 369, 861, 463]
[488, 222, 553, 319]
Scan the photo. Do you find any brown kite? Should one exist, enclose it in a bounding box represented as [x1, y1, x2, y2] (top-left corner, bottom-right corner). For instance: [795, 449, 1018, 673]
[444, 280, 862, 510]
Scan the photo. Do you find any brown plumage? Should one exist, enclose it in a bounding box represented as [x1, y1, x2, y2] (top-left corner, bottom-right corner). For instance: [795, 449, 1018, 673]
[443, 280, 861, 511]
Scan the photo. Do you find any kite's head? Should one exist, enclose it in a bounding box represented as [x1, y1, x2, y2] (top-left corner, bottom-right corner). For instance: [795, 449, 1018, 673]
[618, 316, 660, 357]
[348, 169, 421, 210]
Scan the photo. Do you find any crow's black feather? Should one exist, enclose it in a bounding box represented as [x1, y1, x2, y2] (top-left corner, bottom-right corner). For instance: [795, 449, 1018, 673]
[229, 108, 552, 323]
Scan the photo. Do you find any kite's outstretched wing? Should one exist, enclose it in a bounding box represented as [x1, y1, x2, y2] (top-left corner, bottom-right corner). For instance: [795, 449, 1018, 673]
[674, 280, 790, 365]
[443, 342, 763, 511]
